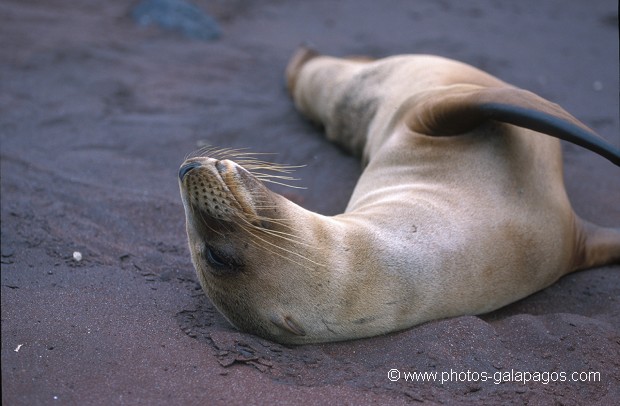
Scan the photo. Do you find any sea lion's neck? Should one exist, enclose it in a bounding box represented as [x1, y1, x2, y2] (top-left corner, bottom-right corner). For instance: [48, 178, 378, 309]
[275, 198, 433, 340]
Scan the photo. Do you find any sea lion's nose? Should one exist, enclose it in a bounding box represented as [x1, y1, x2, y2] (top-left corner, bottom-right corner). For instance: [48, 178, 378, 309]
[179, 161, 202, 180]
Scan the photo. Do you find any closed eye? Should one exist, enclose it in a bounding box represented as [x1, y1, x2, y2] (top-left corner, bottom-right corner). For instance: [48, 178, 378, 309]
[206, 246, 228, 268]
[202, 244, 244, 276]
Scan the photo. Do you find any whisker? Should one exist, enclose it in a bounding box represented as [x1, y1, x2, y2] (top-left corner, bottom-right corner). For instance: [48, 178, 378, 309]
[239, 218, 310, 247]
[238, 223, 324, 270]
[237, 217, 324, 267]
[184, 145, 307, 188]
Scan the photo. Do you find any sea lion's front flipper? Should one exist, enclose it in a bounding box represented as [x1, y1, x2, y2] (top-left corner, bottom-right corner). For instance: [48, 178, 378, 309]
[405, 85, 620, 166]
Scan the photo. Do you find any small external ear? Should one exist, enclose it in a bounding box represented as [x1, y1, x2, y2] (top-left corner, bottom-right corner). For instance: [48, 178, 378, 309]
[270, 313, 307, 336]
[285, 45, 321, 96]
[405, 85, 620, 166]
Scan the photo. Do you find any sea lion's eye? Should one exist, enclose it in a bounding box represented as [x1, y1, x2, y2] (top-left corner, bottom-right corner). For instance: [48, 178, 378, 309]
[206, 246, 228, 268]
[202, 245, 244, 275]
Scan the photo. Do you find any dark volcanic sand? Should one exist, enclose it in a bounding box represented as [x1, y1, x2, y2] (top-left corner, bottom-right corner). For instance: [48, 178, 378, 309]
[1, 1, 619, 404]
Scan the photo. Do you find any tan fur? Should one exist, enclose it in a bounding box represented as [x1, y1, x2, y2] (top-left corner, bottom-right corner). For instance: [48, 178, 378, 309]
[179, 48, 620, 344]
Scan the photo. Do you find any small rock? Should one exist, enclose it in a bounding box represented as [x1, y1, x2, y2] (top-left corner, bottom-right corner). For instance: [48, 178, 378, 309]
[131, 0, 221, 41]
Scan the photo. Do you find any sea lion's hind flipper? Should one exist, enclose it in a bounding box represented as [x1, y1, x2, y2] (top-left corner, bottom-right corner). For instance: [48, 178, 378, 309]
[285, 45, 321, 96]
[572, 218, 620, 272]
[406, 86, 620, 166]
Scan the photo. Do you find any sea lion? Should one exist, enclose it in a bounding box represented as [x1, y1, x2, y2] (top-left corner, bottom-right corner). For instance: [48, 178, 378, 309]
[178, 47, 620, 344]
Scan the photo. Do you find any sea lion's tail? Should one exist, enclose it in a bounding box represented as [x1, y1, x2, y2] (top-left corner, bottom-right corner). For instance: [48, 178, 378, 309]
[406, 85, 620, 166]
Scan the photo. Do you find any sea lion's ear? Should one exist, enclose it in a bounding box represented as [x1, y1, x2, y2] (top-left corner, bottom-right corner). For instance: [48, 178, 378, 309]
[270, 314, 307, 336]
[405, 85, 620, 166]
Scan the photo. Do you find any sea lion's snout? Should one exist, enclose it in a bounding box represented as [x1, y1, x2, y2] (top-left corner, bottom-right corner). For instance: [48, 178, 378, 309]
[178, 157, 242, 223]
[179, 161, 202, 180]
[179, 156, 277, 227]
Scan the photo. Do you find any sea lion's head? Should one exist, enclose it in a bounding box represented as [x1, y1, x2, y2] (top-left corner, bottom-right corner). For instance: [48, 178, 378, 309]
[178, 150, 331, 343]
